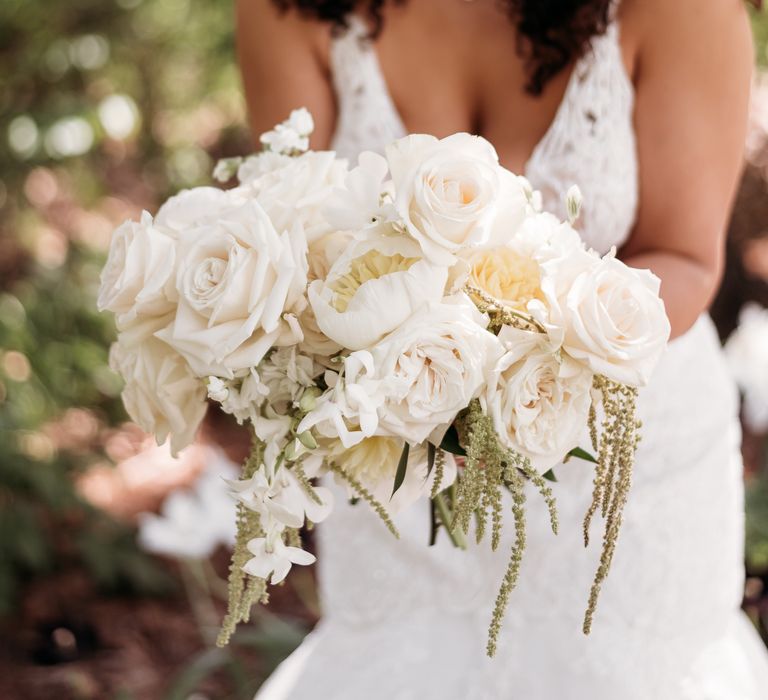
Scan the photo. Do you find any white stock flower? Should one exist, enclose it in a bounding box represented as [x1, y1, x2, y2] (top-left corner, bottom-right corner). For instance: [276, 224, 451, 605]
[243, 530, 316, 585]
[230, 440, 333, 530]
[324, 151, 396, 231]
[302, 295, 503, 446]
[483, 326, 593, 472]
[109, 318, 207, 456]
[285, 107, 314, 136]
[98, 212, 176, 325]
[260, 125, 309, 154]
[386, 133, 501, 264]
[725, 303, 768, 432]
[156, 200, 308, 378]
[543, 248, 671, 387]
[308, 227, 448, 351]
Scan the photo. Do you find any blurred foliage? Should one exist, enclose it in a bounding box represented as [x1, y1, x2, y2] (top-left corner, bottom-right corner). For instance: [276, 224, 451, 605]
[0, 0, 249, 618]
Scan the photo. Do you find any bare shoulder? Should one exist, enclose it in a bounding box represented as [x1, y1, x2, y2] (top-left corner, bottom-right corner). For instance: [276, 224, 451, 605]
[236, 0, 336, 147]
[621, 0, 753, 76]
[236, 0, 330, 64]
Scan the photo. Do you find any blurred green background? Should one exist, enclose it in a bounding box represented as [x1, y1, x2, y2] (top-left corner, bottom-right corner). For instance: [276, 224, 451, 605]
[1, 2, 768, 698]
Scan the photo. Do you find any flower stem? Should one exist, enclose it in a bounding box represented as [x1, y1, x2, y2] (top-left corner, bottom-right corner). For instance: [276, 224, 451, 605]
[433, 492, 467, 550]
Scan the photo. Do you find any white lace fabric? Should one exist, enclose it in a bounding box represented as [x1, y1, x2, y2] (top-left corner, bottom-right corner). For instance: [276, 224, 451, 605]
[256, 11, 768, 700]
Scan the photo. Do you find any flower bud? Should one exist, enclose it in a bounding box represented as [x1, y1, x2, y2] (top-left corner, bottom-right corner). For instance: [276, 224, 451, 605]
[297, 430, 318, 450]
[212, 157, 243, 183]
[207, 376, 229, 403]
[299, 386, 323, 413]
[566, 185, 583, 224]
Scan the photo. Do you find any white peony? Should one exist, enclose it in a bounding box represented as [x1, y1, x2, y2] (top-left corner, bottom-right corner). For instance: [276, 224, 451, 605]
[543, 248, 671, 387]
[156, 200, 308, 378]
[109, 318, 207, 456]
[482, 325, 593, 471]
[297, 231, 352, 359]
[98, 212, 177, 326]
[308, 227, 448, 351]
[386, 133, 501, 264]
[302, 295, 504, 446]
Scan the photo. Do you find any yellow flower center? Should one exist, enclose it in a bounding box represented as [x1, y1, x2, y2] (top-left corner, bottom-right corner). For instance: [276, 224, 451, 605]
[467, 248, 544, 311]
[330, 249, 419, 312]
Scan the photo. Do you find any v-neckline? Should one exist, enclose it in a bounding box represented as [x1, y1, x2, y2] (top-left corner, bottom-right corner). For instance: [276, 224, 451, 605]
[347, 15, 621, 177]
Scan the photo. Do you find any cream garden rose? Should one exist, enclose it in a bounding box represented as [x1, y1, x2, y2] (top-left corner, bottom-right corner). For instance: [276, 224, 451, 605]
[542, 249, 671, 387]
[97, 212, 176, 326]
[483, 325, 593, 471]
[157, 199, 308, 378]
[109, 318, 208, 456]
[386, 133, 502, 265]
[308, 227, 448, 351]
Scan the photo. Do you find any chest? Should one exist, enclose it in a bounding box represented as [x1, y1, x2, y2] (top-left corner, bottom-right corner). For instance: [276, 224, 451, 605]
[329, 16, 639, 255]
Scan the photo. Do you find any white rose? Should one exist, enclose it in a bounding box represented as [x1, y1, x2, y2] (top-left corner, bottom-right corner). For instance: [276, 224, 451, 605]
[238, 151, 348, 242]
[543, 249, 671, 387]
[98, 212, 176, 326]
[386, 133, 501, 264]
[157, 200, 308, 378]
[482, 325, 593, 472]
[308, 227, 448, 351]
[302, 295, 504, 446]
[485, 168, 531, 247]
[109, 318, 207, 456]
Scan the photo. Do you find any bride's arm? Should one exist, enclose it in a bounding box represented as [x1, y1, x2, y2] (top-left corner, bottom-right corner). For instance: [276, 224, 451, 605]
[619, 0, 753, 339]
[236, 0, 336, 148]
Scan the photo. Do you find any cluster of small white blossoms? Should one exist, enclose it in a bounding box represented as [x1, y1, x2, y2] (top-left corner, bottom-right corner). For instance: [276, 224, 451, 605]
[99, 108, 671, 611]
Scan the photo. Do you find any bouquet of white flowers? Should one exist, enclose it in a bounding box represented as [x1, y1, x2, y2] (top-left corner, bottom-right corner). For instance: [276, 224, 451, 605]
[99, 109, 671, 656]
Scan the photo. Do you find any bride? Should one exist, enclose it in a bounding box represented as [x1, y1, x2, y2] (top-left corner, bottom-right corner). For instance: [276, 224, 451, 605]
[236, 0, 768, 697]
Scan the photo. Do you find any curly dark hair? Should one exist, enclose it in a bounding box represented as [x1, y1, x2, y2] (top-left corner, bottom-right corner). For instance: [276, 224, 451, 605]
[272, 0, 613, 95]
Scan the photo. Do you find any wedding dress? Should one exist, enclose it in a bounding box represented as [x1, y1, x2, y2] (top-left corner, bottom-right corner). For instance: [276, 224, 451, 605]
[255, 10, 768, 699]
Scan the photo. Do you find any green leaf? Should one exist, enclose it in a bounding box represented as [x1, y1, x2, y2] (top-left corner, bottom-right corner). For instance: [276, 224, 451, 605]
[439, 425, 466, 456]
[566, 446, 598, 464]
[542, 469, 558, 483]
[391, 442, 410, 497]
[426, 443, 436, 480]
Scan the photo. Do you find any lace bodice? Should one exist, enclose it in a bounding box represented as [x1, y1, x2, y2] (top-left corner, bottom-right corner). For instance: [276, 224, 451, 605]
[255, 8, 768, 700]
[330, 14, 638, 256]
